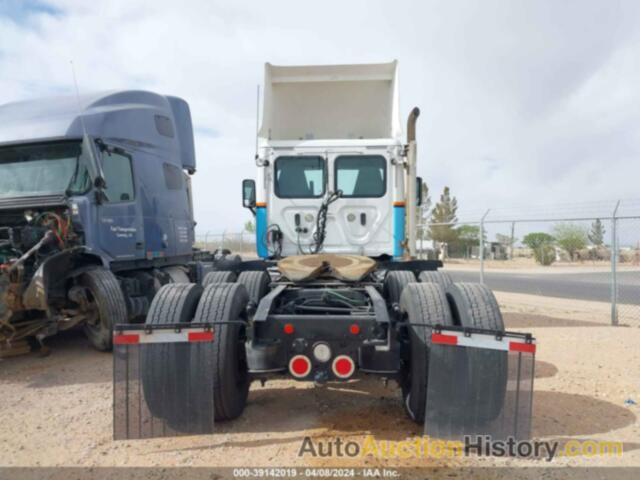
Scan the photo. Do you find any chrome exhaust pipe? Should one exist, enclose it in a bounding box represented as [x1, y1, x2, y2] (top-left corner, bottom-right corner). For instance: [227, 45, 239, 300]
[405, 107, 420, 259]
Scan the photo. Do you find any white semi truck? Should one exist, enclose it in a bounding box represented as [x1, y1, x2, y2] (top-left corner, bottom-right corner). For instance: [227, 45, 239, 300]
[113, 62, 535, 442]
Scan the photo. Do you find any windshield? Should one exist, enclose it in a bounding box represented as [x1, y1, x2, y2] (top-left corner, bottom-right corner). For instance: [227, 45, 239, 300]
[0, 141, 91, 199]
[275, 156, 325, 198]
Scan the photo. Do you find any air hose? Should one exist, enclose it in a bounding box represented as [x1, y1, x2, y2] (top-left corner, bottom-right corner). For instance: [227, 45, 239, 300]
[310, 190, 342, 254]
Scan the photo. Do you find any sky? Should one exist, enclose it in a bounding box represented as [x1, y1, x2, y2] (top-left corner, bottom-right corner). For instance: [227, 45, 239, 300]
[1, 0, 640, 233]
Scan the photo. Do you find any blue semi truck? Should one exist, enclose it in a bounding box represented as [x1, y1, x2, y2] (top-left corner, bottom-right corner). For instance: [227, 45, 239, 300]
[0, 90, 219, 354]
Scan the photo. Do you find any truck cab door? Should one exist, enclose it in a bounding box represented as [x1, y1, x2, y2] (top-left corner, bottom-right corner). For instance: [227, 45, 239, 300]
[324, 154, 393, 256]
[96, 147, 144, 262]
[268, 155, 326, 256]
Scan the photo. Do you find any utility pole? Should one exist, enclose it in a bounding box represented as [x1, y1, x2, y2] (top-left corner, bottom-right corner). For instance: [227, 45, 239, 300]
[509, 221, 515, 260]
[479, 209, 490, 284]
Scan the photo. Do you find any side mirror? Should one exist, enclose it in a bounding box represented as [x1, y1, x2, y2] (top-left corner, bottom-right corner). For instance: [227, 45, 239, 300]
[242, 179, 256, 209]
[416, 176, 423, 206]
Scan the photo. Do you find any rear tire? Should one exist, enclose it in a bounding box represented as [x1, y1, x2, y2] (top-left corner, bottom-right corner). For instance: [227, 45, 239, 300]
[418, 270, 453, 290]
[399, 282, 454, 423]
[446, 282, 504, 330]
[80, 268, 128, 351]
[193, 283, 250, 421]
[203, 271, 237, 286]
[384, 271, 415, 306]
[445, 283, 507, 422]
[237, 271, 270, 307]
[141, 283, 203, 424]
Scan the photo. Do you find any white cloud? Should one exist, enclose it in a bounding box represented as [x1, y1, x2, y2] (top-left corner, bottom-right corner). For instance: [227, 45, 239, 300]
[1, 0, 640, 233]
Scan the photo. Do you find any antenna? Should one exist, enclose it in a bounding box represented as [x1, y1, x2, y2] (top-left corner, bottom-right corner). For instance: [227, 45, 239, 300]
[70, 60, 90, 138]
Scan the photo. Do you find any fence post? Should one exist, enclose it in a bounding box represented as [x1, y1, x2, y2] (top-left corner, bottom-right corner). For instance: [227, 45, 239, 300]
[611, 201, 621, 326]
[204, 231, 210, 251]
[240, 231, 244, 255]
[221, 231, 226, 251]
[479, 209, 490, 284]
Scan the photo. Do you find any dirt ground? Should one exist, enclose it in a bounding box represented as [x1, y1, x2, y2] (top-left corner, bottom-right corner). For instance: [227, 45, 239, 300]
[0, 294, 639, 478]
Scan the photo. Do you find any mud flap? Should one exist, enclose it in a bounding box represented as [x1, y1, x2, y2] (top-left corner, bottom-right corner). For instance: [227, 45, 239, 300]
[424, 327, 535, 441]
[113, 324, 216, 440]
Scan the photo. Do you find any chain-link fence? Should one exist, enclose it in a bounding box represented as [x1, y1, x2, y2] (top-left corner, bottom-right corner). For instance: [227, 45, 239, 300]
[197, 201, 640, 326]
[194, 231, 257, 258]
[419, 200, 640, 327]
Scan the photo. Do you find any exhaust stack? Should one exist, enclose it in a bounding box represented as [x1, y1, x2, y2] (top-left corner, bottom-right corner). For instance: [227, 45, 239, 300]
[405, 107, 420, 259]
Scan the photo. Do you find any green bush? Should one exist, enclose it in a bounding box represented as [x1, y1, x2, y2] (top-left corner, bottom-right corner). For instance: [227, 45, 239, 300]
[523, 232, 556, 265]
[534, 244, 556, 266]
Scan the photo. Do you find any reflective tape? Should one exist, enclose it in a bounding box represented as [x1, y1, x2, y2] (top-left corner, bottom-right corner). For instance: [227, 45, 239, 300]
[430, 330, 535, 354]
[113, 328, 214, 345]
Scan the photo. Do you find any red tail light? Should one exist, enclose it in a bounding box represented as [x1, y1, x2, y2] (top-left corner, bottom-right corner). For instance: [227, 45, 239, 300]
[289, 355, 312, 378]
[332, 355, 355, 379]
[283, 323, 295, 334]
[349, 324, 360, 335]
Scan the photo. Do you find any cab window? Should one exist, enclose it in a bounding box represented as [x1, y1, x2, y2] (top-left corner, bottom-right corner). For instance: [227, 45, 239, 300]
[102, 151, 135, 202]
[335, 155, 386, 198]
[275, 156, 325, 198]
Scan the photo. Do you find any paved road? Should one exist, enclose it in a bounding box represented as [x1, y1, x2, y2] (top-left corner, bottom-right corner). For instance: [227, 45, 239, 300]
[448, 270, 640, 305]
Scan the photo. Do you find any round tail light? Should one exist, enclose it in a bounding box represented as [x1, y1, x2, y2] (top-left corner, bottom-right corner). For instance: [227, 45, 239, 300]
[289, 355, 312, 378]
[332, 355, 355, 379]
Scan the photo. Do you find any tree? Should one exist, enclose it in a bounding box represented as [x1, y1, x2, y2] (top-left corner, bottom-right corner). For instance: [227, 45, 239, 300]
[429, 186, 458, 245]
[522, 232, 556, 266]
[244, 220, 256, 233]
[588, 218, 606, 246]
[553, 223, 588, 261]
[455, 225, 483, 258]
[522, 232, 555, 250]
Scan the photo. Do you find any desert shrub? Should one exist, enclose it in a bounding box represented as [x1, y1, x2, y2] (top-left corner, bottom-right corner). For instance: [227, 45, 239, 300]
[619, 249, 640, 264]
[532, 244, 556, 266]
[523, 232, 556, 265]
[582, 247, 610, 261]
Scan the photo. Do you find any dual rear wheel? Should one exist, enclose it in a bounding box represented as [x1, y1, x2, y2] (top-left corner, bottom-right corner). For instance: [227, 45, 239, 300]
[397, 271, 506, 424]
[141, 271, 270, 423]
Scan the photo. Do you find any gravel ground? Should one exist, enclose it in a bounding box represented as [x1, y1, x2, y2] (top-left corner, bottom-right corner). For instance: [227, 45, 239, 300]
[0, 296, 638, 478]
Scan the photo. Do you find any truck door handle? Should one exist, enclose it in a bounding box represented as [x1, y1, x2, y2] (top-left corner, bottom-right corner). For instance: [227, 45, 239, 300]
[135, 242, 143, 249]
[294, 213, 301, 227]
[360, 213, 366, 226]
